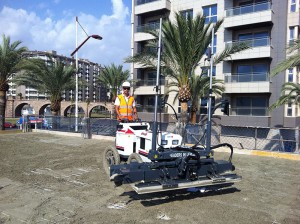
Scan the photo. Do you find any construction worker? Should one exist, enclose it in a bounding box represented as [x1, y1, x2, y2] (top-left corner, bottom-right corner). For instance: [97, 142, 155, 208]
[115, 81, 138, 122]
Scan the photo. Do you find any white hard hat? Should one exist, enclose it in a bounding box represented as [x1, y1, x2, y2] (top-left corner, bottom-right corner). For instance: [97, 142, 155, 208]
[122, 81, 131, 87]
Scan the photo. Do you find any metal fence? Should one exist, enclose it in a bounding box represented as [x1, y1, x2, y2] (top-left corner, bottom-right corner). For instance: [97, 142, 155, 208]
[15, 115, 300, 153]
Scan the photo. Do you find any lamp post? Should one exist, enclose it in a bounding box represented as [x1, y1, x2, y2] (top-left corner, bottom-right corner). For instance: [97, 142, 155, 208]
[71, 16, 102, 132]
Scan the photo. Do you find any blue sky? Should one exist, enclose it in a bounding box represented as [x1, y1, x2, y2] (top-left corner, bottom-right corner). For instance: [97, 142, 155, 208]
[0, 0, 132, 69]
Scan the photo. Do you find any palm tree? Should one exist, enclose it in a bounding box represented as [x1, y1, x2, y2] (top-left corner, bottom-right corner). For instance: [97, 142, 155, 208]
[189, 73, 224, 124]
[0, 34, 28, 130]
[269, 83, 300, 111]
[96, 63, 130, 102]
[126, 12, 250, 124]
[270, 39, 300, 110]
[14, 57, 76, 115]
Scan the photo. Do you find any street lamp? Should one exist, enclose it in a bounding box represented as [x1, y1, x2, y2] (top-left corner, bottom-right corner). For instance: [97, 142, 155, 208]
[71, 16, 102, 132]
[70, 34, 102, 57]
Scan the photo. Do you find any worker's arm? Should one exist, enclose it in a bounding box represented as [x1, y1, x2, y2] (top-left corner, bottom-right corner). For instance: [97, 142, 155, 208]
[115, 105, 122, 121]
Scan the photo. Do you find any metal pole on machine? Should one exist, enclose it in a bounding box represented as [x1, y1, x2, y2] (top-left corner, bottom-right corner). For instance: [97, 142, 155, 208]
[151, 18, 162, 151]
[206, 27, 214, 153]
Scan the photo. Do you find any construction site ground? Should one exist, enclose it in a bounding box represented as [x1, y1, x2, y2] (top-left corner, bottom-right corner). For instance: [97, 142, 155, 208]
[0, 132, 299, 224]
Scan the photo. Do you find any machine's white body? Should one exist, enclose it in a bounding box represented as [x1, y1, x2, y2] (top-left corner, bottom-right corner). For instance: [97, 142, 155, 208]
[115, 122, 182, 162]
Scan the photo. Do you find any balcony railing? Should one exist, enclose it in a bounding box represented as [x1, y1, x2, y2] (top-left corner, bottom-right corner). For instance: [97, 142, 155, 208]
[224, 72, 269, 83]
[226, 1, 271, 17]
[136, 22, 160, 32]
[231, 107, 269, 116]
[137, 0, 160, 6]
[135, 78, 166, 86]
[226, 37, 270, 48]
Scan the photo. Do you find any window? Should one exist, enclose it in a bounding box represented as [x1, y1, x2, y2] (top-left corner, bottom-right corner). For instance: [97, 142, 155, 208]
[199, 98, 208, 114]
[181, 9, 193, 19]
[199, 97, 215, 114]
[289, 26, 295, 45]
[201, 66, 216, 77]
[212, 34, 217, 54]
[288, 68, 294, 82]
[291, 0, 296, 12]
[287, 102, 293, 116]
[205, 34, 217, 56]
[236, 97, 268, 116]
[203, 5, 217, 24]
[147, 71, 156, 79]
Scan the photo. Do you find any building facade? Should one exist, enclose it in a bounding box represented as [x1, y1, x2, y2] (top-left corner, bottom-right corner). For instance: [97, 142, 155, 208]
[7, 50, 108, 103]
[131, 0, 300, 128]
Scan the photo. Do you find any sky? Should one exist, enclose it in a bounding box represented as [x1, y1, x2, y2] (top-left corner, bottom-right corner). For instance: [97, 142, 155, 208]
[0, 0, 132, 69]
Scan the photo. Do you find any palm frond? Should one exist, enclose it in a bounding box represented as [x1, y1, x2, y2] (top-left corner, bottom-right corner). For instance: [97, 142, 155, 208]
[271, 38, 300, 76]
[214, 41, 251, 64]
[269, 82, 300, 110]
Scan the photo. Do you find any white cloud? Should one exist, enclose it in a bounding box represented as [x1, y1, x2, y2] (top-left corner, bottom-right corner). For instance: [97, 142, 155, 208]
[0, 0, 131, 69]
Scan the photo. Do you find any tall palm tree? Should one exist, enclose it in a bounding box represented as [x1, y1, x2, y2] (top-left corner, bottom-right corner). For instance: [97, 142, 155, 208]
[0, 34, 28, 130]
[270, 39, 300, 110]
[126, 12, 250, 124]
[14, 57, 76, 115]
[96, 63, 130, 102]
[269, 82, 300, 111]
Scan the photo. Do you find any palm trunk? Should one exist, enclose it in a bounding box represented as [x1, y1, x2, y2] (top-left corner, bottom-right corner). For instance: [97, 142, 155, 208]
[180, 101, 189, 124]
[190, 103, 198, 124]
[0, 90, 6, 130]
[191, 111, 197, 124]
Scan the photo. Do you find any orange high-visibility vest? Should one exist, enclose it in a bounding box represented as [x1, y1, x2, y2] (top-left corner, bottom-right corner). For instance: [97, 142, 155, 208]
[117, 94, 135, 121]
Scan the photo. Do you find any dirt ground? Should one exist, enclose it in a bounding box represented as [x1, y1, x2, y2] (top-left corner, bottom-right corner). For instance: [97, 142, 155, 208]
[0, 132, 300, 224]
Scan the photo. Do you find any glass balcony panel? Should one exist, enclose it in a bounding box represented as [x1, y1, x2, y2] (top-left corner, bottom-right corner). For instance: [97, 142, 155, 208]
[137, 0, 159, 5]
[254, 2, 269, 11]
[226, 2, 271, 17]
[253, 37, 269, 47]
[227, 37, 270, 48]
[224, 73, 269, 83]
[136, 22, 160, 32]
[232, 107, 269, 116]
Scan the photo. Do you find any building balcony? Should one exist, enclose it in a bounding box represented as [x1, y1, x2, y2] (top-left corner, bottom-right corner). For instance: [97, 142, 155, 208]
[225, 37, 272, 60]
[224, 73, 270, 93]
[135, 0, 171, 15]
[224, 2, 272, 28]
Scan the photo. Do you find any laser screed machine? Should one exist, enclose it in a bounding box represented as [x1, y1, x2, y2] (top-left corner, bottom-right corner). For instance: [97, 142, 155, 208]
[103, 21, 241, 194]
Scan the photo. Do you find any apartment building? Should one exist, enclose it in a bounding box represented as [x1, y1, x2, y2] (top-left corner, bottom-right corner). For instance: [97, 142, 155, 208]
[7, 50, 107, 103]
[131, 0, 300, 128]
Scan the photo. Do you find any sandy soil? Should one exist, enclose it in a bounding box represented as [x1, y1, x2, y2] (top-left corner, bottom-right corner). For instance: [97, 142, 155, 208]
[0, 132, 300, 224]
